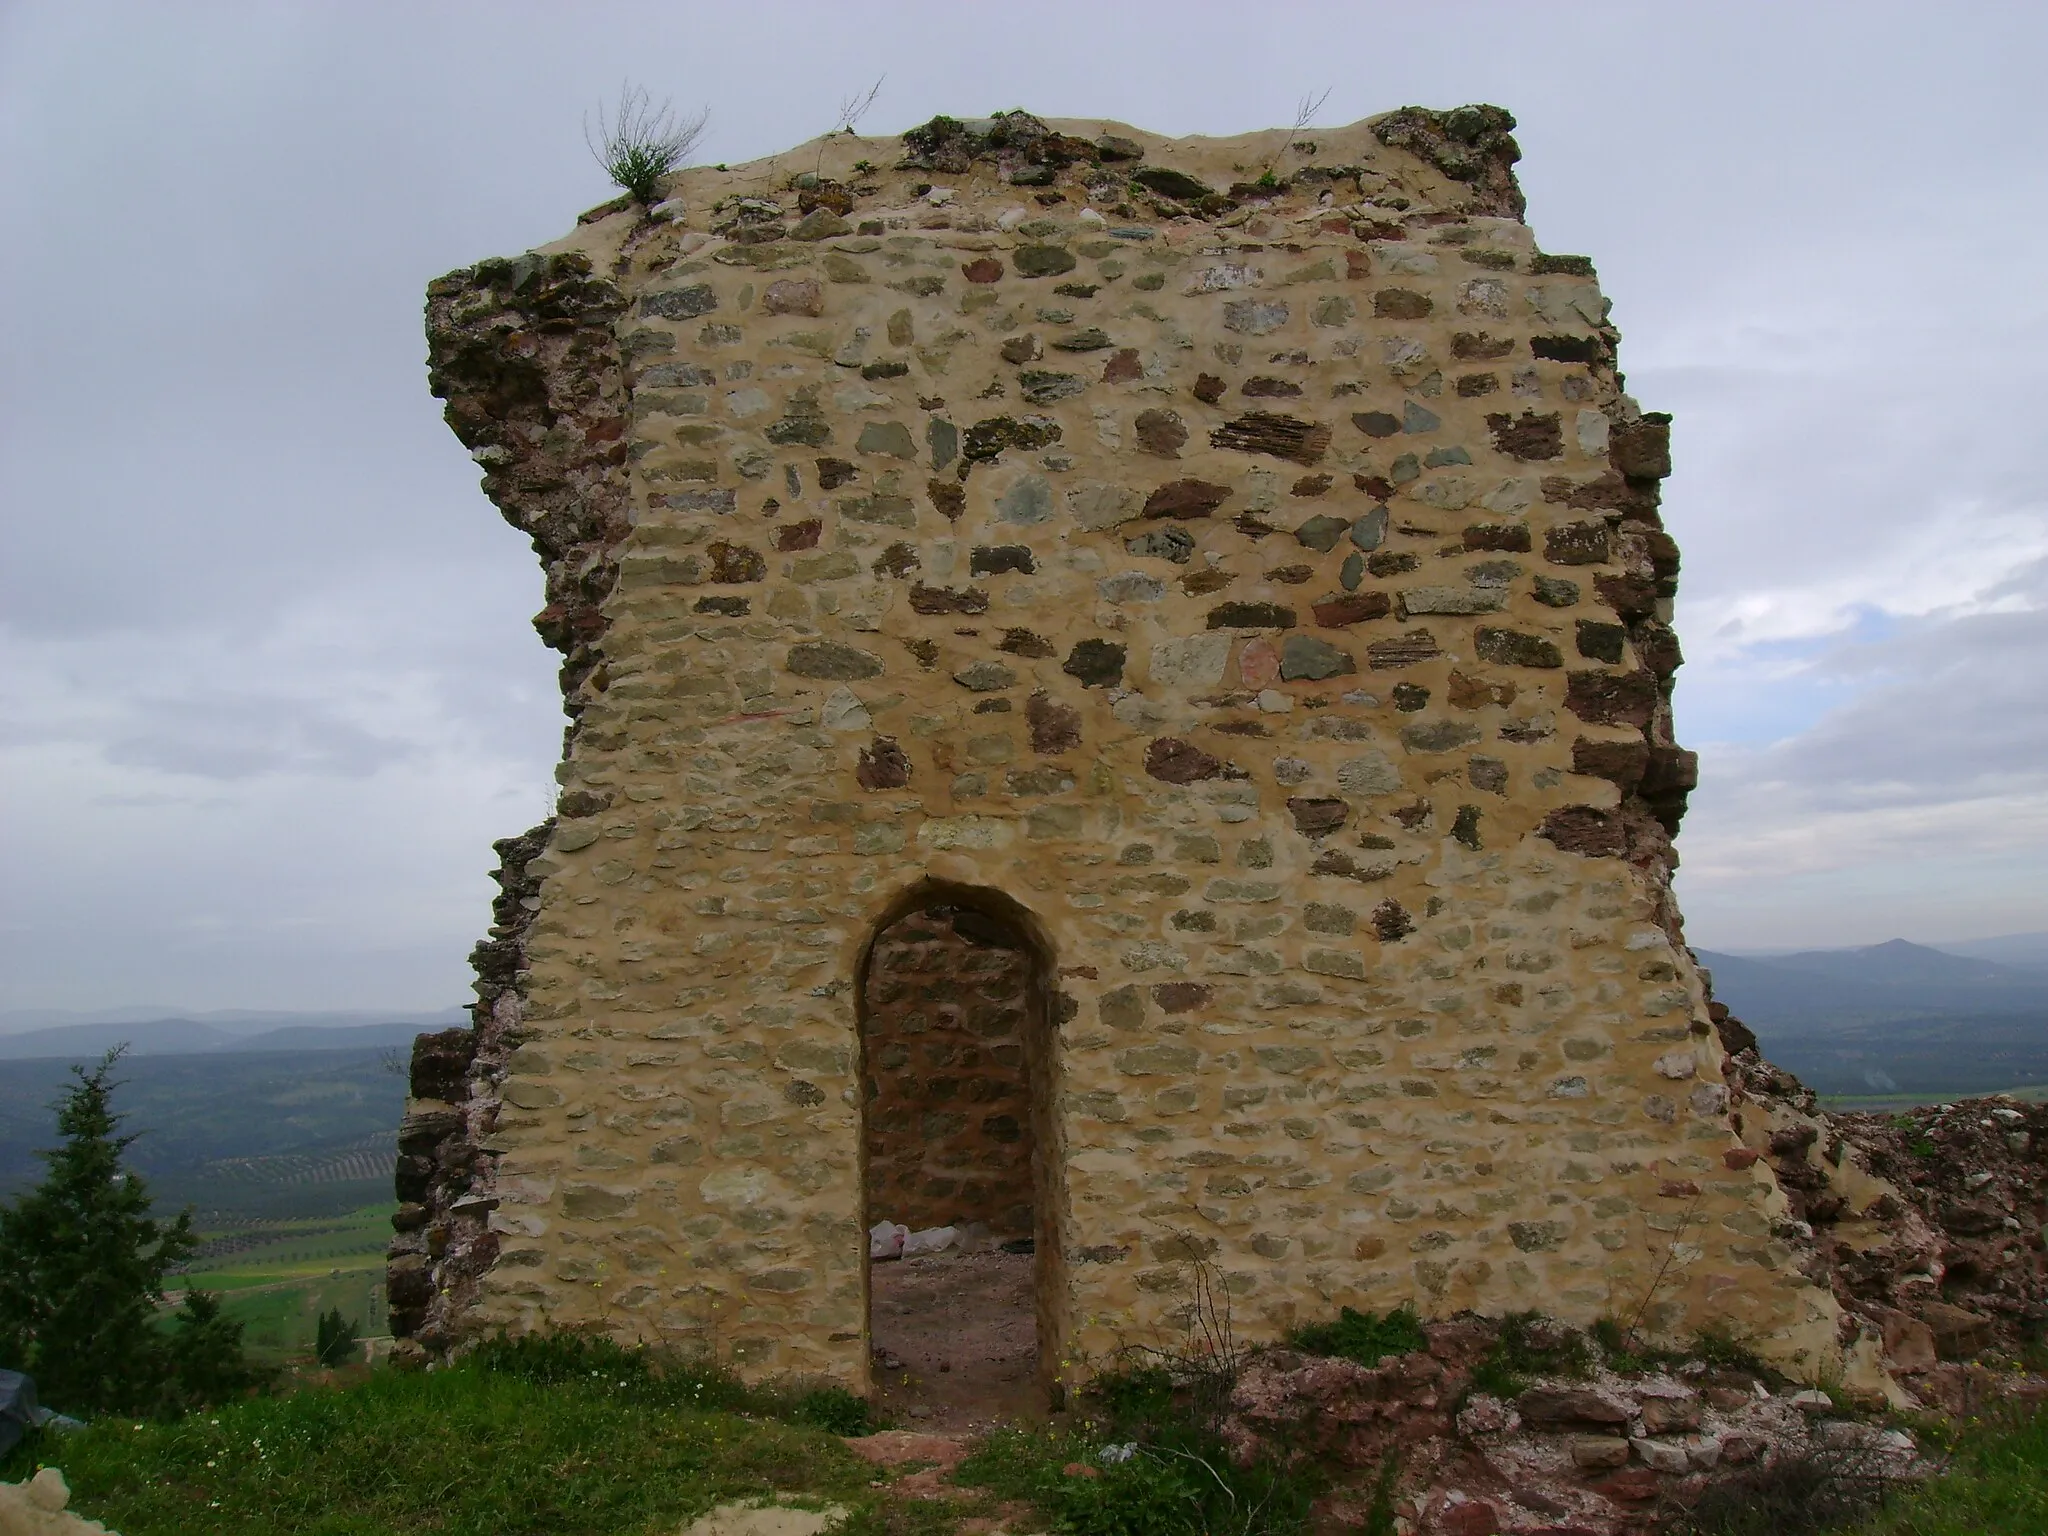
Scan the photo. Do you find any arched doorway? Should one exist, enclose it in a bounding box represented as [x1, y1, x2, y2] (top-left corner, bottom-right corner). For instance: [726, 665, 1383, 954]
[856, 885, 1060, 1426]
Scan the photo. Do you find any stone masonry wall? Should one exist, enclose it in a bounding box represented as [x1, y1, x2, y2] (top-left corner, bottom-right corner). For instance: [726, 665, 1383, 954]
[864, 906, 1038, 1237]
[392, 105, 1870, 1396]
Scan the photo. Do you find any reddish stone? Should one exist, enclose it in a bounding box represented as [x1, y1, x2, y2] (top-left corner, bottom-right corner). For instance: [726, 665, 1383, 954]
[1102, 347, 1142, 382]
[1287, 797, 1349, 837]
[926, 480, 966, 520]
[1192, 372, 1226, 404]
[1570, 737, 1648, 787]
[1209, 412, 1332, 466]
[1152, 982, 1211, 1013]
[1521, 1387, 1632, 1428]
[1135, 408, 1188, 457]
[1723, 1147, 1761, 1170]
[856, 736, 910, 791]
[1462, 522, 1532, 552]
[1026, 692, 1081, 755]
[1145, 737, 1228, 784]
[1658, 1179, 1701, 1199]
[1543, 521, 1610, 566]
[1536, 805, 1625, 857]
[1487, 409, 1564, 460]
[961, 257, 1004, 283]
[907, 584, 988, 615]
[775, 518, 822, 552]
[1435, 1500, 1500, 1536]
[1312, 592, 1392, 628]
[762, 278, 824, 316]
[1587, 1467, 1663, 1502]
[1565, 669, 1658, 728]
[1143, 478, 1232, 518]
[1595, 572, 1661, 619]
[1239, 637, 1280, 688]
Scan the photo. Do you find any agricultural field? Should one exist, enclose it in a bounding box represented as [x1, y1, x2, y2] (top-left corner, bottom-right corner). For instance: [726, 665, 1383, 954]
[177, 1204, 397, 1362]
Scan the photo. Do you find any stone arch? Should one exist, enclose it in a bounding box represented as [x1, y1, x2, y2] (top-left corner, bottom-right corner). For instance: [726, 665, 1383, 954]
[854, 879, 1066, 1405]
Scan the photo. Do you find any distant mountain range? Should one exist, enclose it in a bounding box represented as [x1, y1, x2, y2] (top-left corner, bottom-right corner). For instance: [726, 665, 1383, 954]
[0, 1005, 467, 1035]
[0, 1010, 466, 1062]
[1696, 938, 2048, 1099]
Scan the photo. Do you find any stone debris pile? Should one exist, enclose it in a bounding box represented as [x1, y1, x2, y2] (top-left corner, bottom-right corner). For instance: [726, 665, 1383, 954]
[1220, 1314, 1938, 1536]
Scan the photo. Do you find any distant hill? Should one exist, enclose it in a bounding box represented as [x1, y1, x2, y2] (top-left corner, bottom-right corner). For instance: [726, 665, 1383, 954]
[1697, 939, 2048, 1099]
[1934, 932, 2048, 969]
[0, 1047, 408, 1218]
[0, 1016, 446, 1061]
[0, 1005, 467, 1038]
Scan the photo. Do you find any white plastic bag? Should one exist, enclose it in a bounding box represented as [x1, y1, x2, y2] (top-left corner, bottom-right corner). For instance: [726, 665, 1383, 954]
[901, 1224, 958, 1257]
[868, 1220, 908, 1260]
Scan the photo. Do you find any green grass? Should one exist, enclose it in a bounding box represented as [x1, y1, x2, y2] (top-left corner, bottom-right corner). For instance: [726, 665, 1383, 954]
[0, 1335, 896, 1536]
[1854, 1405, 2048, 1535]
[170, 1205, 396, 1362]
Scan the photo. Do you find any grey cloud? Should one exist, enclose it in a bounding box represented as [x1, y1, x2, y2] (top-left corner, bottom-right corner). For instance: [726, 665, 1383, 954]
[2, 0, 2042, 1006]
[102, 692, 419, 780]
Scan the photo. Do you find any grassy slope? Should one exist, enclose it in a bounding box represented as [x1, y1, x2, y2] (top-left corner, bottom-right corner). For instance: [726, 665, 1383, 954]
[3, 1357, 2045, 1536]
[1853, 1407, 2048, 1536]
[2, 1367, 943, 1536]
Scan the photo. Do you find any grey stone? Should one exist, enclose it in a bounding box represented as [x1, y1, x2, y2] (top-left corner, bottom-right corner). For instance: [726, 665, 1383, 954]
[954, 661, 1018, 692]
[1402, 400, 1441, 433]
[1018, 370, 1087, 404]
[1280, 635, 1355, 681]
[1349, 508, 1389, 550]
[1015, 244, 1079, 276]
[1295, 514, 1352, 553]
[996, 473, 1054, 525]
[1335, 752, 1400, 796]
[1401, 586, 1504, 616]
[640, 284, 718, 319]
[788, 641, 885, 679]
[1125, 526, 1195, 563]
[1223, 300, 1289, 335]
[1400, 720, 1482, 753]
[856, 420, 916, 458]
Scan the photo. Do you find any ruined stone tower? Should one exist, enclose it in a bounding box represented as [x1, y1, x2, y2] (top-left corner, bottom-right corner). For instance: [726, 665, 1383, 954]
[387, 106, 1857, 1392]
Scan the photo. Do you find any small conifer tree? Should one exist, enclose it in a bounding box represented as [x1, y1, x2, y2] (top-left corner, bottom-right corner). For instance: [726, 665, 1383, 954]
[314, 1306, 359, 1368]
[0, 1048, 260, 1415]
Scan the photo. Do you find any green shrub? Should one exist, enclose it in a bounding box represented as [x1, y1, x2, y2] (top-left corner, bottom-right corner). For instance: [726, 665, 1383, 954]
[1287, 1306, 1426, 1367]
[1053, 1449, 1204, 1536]
[959, 1373, 1321, 1536]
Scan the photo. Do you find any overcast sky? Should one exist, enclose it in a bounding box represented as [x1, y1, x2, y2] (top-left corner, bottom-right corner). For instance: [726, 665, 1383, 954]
[2, 1, 2042, 1014]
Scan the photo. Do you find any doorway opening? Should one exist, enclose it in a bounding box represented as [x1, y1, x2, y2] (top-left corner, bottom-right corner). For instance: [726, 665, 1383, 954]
[858, 889, 1058, 1428]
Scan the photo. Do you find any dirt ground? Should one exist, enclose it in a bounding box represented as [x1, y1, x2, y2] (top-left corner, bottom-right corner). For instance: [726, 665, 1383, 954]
[868, 1249, 1042, 1431]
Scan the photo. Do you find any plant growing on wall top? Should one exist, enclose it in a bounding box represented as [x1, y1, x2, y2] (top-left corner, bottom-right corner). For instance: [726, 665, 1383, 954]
[586, 83, 709, 205]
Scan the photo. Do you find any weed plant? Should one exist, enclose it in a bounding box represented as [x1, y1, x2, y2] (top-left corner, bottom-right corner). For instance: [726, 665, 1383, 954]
[1469, 1312, 1593, 1398]
[1285, 1305, 1425, 1367]
[585, 84, 708, 205]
